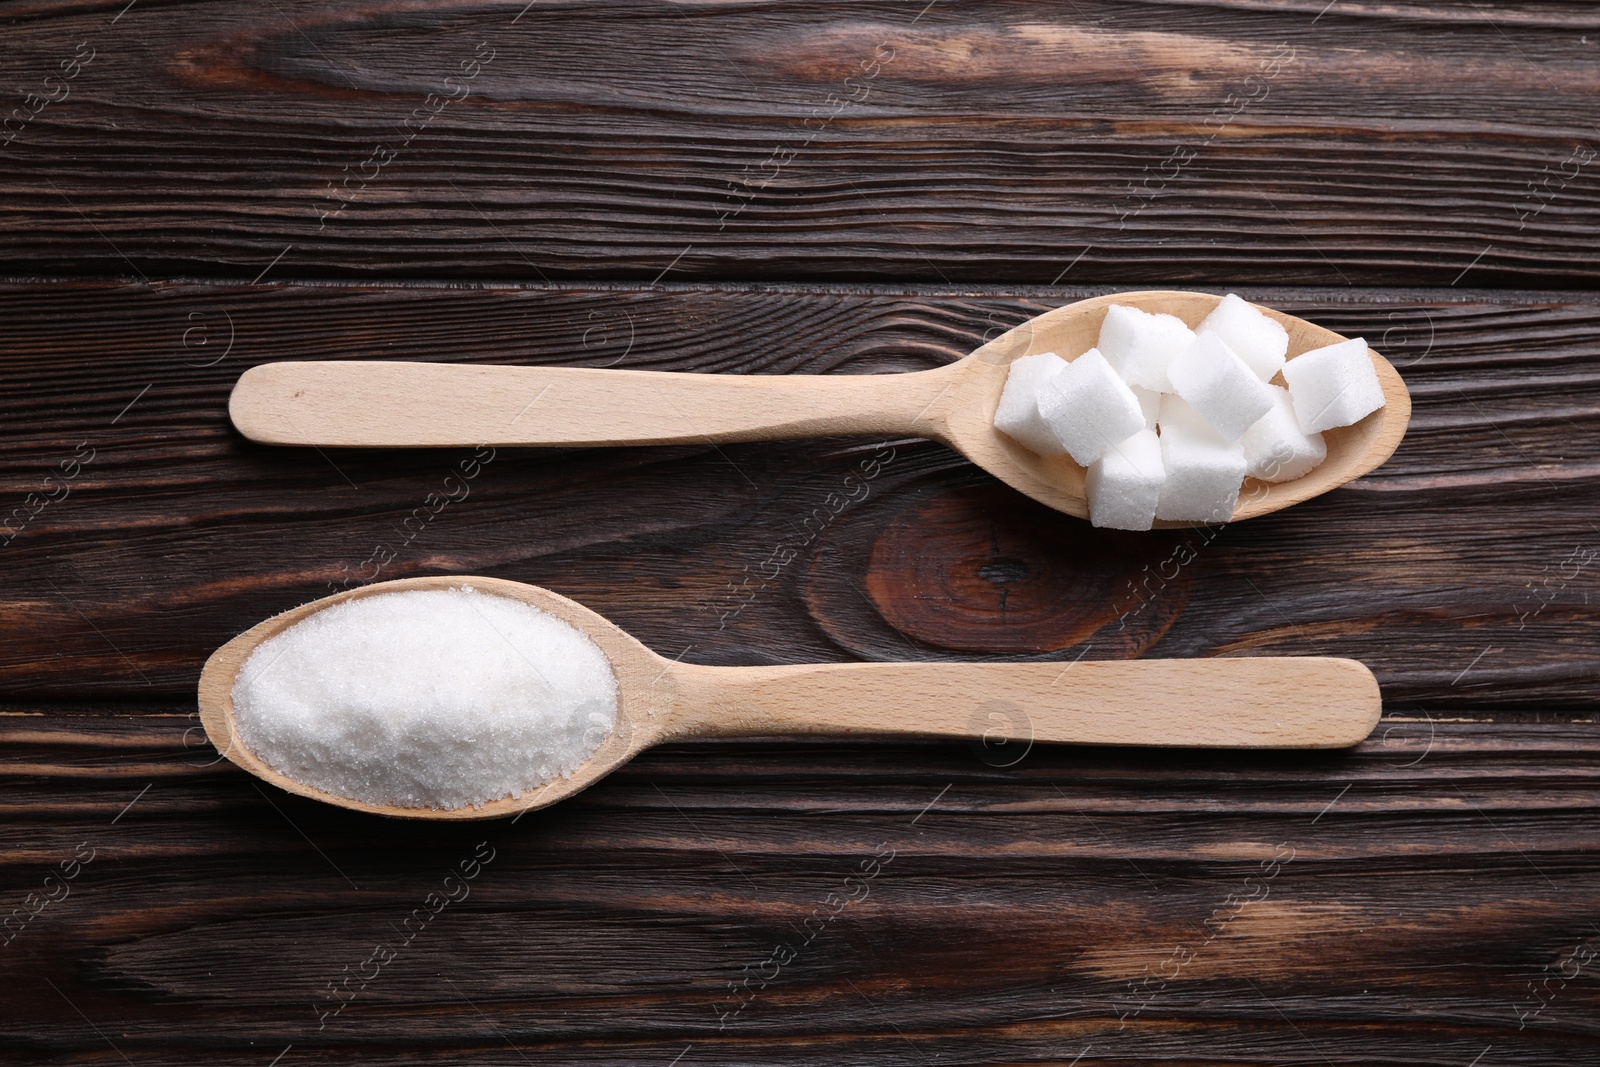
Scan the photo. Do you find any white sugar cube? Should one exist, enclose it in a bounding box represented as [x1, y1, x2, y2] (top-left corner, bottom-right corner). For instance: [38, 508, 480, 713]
[1167, 333, 1276, 442]
[1157, 392, 1222, 439]
[1037, 348, 1147, 466]
[1097, 304, 1195, 392]
[1155, 402, 1247, 523]
[1240, 385, 1327, 482]
[1282, 337, 1385, 433]
[1132, 385, 1160, 431]
[993, 352, 1069, 455]
[1197, 293, 1288, 382]
[1086, 429, 1164, 531]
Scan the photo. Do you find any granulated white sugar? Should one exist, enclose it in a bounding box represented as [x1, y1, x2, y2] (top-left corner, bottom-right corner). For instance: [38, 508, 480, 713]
[231, 586, 619, 811]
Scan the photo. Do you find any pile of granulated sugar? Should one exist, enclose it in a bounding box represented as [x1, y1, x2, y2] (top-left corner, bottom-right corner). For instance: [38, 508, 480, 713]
[992, 294, 1385, 530]
[231, 586, 618, 811]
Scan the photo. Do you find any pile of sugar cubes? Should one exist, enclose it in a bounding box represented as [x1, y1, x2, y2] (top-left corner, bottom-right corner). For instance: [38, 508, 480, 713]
[993, 294, 1386, 530]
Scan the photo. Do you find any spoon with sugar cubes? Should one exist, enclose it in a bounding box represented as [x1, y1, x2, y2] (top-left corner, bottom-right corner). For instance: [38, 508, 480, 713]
[199, 576, 1384, 819]
[229, 291, 1410, 530]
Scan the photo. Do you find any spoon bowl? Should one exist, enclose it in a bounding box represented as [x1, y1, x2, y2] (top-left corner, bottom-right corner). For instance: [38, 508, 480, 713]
[230, 290, 1410, 526]
[930, 290, 1411, 525]
[199, 576, 672, 820]
[200, 575, 1385, 820]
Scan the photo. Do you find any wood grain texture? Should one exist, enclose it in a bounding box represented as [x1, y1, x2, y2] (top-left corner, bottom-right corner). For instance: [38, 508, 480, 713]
[1, 0, 1598, 285]
[0, 280, 1594, 708]
[4, 1, 1598, 1060]
[1, 707, 1598, 1064]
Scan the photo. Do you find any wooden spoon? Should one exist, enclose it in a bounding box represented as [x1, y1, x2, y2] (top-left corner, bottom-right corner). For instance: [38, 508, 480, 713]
[199, 576, 1383, 820]
[228, 290, 1410, 526]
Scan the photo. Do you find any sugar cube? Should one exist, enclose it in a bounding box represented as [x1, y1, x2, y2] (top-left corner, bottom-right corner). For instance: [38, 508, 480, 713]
[1155, 398, 1247, 522]
[1167, 333, 1276, 442]
[1132, 385, 1160, 431]
[1097, 304, 1195, 392]
[993, 352, 1069, 455]
[1156, 392, 1218, 438]
[1037, 348, 1148, 465]
[1282, 337, 1385, 433]
[1197, 293, 1289, 382]
[1240, 385, 1327, 482]
[1086, 429, 1164, 531]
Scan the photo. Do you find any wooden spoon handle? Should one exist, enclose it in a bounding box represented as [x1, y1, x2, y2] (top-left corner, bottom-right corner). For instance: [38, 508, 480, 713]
[672, 657, 1380, 748]
[230, 360, 957, 447]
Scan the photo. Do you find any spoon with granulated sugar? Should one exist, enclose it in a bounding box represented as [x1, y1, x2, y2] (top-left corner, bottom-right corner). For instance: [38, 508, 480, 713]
[199, 576, 1383, 820]
[228, 291, 1410, 527]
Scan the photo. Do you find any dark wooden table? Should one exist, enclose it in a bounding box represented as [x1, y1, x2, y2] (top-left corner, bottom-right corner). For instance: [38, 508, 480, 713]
[3, 2, 1598, 1063]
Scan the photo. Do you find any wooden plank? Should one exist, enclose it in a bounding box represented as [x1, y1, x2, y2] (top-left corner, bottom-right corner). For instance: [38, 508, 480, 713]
[0, 1, 1597, 285]
[0, 279, 1594, 706]
[0, 707, 1597, 1063]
